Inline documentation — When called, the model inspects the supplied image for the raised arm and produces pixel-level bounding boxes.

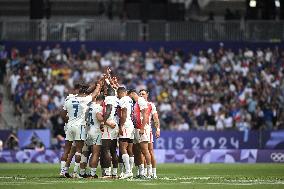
[87,77,104,100]
[110,76,120,90]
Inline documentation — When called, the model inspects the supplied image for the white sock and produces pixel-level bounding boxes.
[60,161,66,173]
[139,164,144,176]
[105,167,111,176]
[74,163,80,173]
[60,161,66,170]
[112,168,118,176]
[136,166,139,176]
[129,156,134,173]
[102,168,105,176]
[147,164,152,176]
[152,168,157,177]
[144,167,147,176]
[91,168,97,176]
[80,169,86,175]
[122,154,130,174]
[119,163,124,174]
[64,166,69,173]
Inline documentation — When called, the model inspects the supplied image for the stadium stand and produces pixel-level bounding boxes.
[1,44,283,135]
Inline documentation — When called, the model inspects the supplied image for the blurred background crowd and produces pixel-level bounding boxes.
[1,43,284,141]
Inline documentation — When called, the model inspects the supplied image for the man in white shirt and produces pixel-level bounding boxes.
[9,71,20,97]
[59,81,102,178]
[101,87,119,178]
[85,95,105,178]
[117,87,135,179]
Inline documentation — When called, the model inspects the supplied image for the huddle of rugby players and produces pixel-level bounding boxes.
[59,68,160,179]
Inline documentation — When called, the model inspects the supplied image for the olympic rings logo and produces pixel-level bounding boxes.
[270,153,284,162]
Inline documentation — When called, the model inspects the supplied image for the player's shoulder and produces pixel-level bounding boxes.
[105,95,114,100]
[149,101,156,107]
[82,95,92,102]
[120,95,130,101]
[92,103,103,111]
[138,97,147,103]
[121,96,133,103]
[149,101,157,112]
[65,93,77,100]
[89,102,96,108]
[67,93,77,97]
[105,95,119,103]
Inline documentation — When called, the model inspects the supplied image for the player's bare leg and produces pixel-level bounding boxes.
[79,144,91,177]
[118,152,124,177]
[140,141,152,177]
[133,143,144,177]
[60,140,73,178]
[89,145,100,178]
[127,142,134,174]
[110,139,118,178]
[101,139,112,178]
[119,139,132,179]
[73,140,84,178]
[148,142,157,178]
[63,144,76,177]
[65,145,76,167]
[100,147,105,176]
[142,154,147,176]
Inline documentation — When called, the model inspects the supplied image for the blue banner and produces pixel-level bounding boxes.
[1,149,284,163]
[12,129,284,150]
[17,129,51,149]
[0,130,12,143]
[2,41,284,54]
[153,131,284,150]
[264,130,284,149]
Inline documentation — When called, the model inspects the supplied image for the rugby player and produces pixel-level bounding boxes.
[139,89,160,179]
[85,94,106,178]
[128,89,152,178]
[60,80,102,178]
[117,87,135,179]
[101,85,119,178]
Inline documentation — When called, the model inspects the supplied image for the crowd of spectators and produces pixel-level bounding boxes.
[1,44,284,137]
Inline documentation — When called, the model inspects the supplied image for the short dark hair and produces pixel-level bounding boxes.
[79,84,90,94]
[96,94,105,101]
[74,81,88,90]
[117,87,127,94]
[127,88,137,95]
[74,82,81,90]
[139,89,149,94]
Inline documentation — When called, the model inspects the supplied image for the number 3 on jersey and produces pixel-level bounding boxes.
[72,100,79,117]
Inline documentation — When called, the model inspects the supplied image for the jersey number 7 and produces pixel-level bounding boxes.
[72,101,79,117]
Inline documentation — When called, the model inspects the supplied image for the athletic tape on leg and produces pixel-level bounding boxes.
[80,154,87,163]
[82,145,89,152]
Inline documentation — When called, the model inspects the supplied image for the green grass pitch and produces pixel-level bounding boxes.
[0,163,284,189]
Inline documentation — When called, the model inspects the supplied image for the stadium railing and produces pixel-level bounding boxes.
[0,20,284,41]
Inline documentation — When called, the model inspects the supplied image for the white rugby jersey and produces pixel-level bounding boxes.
[119,96,134,127]
[133,97,149,129]
[87,103,103,132]
[104,95,119,123]
[138,97,148,110]
[63,95,92,127]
